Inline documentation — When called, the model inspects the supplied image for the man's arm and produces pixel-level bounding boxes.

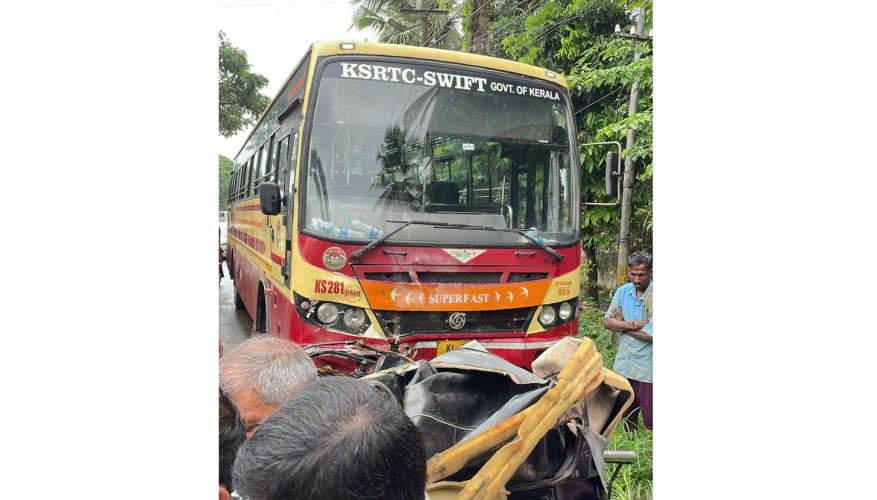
[603,311,649,333]
[603,287,649,334]
[602,291,629,332]
[625,329,653,342]
[627,316,653,342]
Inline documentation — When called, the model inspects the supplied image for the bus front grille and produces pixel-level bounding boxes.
[363,272,412,283]
[507,272,549,282]
[417,272,502,284]
[373,307,535,336]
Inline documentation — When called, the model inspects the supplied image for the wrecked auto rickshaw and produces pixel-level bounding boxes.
[306,337,636,500]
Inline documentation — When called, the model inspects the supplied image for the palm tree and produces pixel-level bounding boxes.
[349,0,464,50]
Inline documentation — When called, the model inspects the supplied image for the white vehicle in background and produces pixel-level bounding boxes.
[219,211,228,248]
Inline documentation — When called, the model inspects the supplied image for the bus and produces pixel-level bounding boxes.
[226,41,582,373]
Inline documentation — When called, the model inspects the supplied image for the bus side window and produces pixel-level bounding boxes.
[239,165,244,198]
[255,146,266,187]
[273,134,282,185]
[238,165,244,199]
[247,157,254,196]
[288,131,298,198]
[251,156,258,195]
[278,135,290,200]
[267,134,276,183]
[236,167,243,199]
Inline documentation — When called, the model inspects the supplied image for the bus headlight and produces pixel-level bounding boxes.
[538,305,556,326]
[316,302,339,324]
[342,307,366,330]
[558,302,573,321]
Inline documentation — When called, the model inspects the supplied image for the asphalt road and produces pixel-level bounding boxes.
[219,261,252,353]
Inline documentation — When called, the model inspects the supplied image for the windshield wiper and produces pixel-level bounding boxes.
[515,228,565,261]
[351,220,442,260]
[351,220,564,261]
[424,222,565,262]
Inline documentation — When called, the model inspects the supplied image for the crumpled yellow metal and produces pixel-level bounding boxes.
[425,337,633,500]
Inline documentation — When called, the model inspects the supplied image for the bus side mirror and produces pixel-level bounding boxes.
[260,183,281,215]
[605,151,619,197]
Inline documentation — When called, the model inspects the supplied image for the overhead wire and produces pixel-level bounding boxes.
[428,0,547,51]
[429,0,492,48]
[574,85,625,115]
[487,0,548,49]
[491,1,609,53]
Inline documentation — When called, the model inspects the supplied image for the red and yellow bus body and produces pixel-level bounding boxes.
[227,42,582,371]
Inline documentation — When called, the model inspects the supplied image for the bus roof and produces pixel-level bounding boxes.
[310,41,567,87]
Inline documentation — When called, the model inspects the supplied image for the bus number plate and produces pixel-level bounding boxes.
[436,340,468,355]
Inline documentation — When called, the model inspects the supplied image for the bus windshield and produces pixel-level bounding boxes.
[303,60,578,246]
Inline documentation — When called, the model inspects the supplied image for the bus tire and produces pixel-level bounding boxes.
[234,289,245,310]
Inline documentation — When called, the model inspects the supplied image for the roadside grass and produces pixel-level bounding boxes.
[605,418,653,500]
[579,303,653,500]
[578,303,617,369]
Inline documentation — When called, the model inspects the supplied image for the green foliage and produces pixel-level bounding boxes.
[218,31,271,138]
[349,0,463,49]
[578,302,617,368]
[460,0,473,51]
[606,420,653,499]
[496,0,653,262]
[219,155,233,211]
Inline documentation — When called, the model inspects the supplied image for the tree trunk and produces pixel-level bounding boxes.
[421,13,429,46]
[584,241,599,308]
[469,0,490,55]
[614,8,644,286]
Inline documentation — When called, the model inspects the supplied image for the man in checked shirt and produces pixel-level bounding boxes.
[603,251,654,430]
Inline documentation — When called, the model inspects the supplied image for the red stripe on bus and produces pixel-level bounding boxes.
[230,228,265,253]
[271,253,284,265]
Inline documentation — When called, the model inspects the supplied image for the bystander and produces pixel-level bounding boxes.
[219,335,318,437]
[219,389,245,500]
[603,251,653,430]
[232,377,427,500]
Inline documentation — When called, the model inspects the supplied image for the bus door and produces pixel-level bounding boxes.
[266,132,286,286]
[280,111,301,289]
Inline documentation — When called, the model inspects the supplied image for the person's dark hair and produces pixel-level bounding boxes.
[629,250,652,270]
[232,377,427,500]
[219,389,246,492]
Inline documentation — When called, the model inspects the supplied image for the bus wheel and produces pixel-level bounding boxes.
[234,289,245,310]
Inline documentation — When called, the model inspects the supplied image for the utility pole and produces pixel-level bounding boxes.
[398,0,449,47]
[615,9,646,286]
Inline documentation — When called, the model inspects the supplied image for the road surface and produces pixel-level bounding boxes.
[219,261,252,353]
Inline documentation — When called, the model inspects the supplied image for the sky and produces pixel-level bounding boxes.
[218,0,375,159]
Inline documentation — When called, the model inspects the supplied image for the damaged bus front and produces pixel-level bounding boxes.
[293,46,581,372]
